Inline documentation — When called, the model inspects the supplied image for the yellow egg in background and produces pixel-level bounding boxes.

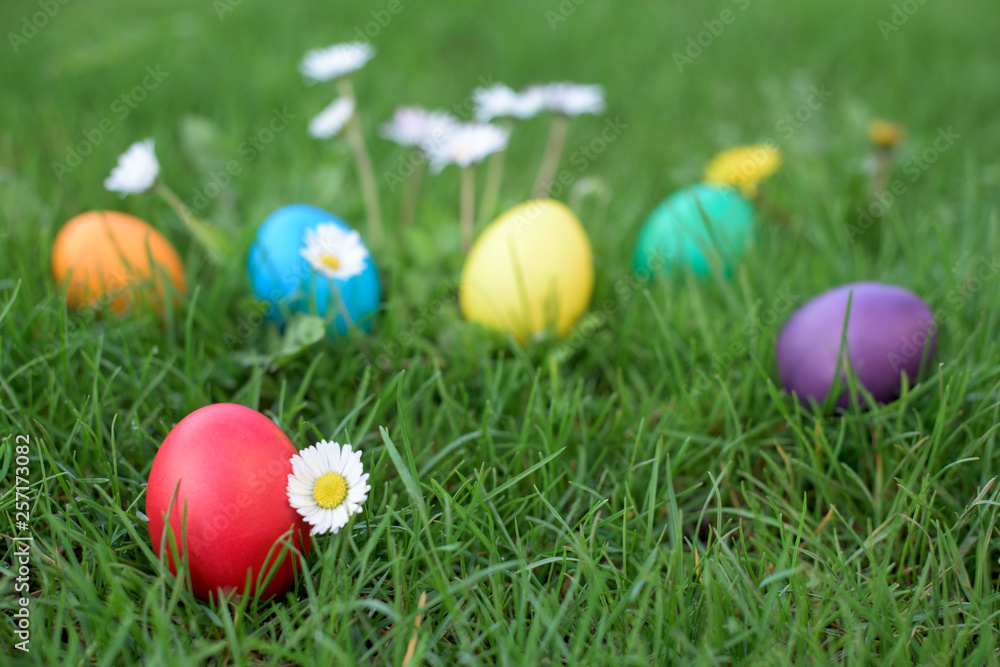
[51,210,187,313]
[459,199,594,341]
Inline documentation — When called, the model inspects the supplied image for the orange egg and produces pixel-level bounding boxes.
[51,210,187,313]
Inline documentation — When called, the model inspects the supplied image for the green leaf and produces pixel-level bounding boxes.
[275,314,326,363]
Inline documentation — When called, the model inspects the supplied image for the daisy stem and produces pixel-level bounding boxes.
[869,146,894,200]
[330,280,355,330]
[532,114,570,199]
[338,78,384,243]
[866,146,894,253]
[460,165,476,254]
[153,182,228,264]
[398,157,425,229]
[479,118,514,223]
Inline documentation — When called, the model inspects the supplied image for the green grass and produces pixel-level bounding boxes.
[3,0,1000,663]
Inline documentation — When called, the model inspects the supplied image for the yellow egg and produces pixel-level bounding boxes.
[459,199,594,341]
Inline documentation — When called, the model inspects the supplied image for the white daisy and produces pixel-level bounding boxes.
[287,440,370,536]
[104,138,160,195]
[538,82,606,116]
[309,97,356,139]
[473,84,545,121]
[426,122,510,173]
[299,223,370,280]
[380,106,459,150]
[300,42,375,83]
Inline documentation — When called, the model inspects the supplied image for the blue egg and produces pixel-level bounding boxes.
[632,183,756,276]
[247,204,381,336]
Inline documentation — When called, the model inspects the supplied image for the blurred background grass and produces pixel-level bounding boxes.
[6,0,998,239]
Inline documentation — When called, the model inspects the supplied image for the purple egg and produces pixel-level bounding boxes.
[776,282,936,409]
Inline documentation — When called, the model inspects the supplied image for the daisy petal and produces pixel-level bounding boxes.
[300,42,374,83]
[286,438,371,533]
[104,138,160,195]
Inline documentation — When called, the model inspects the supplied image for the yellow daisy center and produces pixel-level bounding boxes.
[313,472,348,509]
[319,253,341,271]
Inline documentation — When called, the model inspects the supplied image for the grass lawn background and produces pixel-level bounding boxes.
[2,0,1000,663]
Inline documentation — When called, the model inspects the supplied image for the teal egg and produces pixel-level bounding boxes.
[247,204,381,336]
[632,183,756,276]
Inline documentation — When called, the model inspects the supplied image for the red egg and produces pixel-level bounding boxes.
[146,404,311,600]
